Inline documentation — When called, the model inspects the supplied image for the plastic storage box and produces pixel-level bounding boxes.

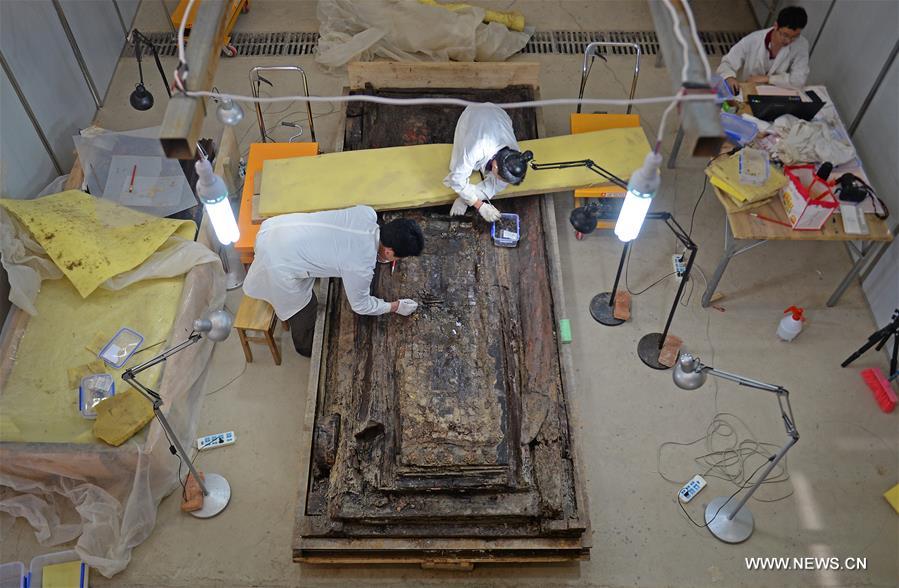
[79,374,115,419]
[0,561,27,588]
[98,327,144,368]
[29,550,88,588]
[738,148,770,185]
[720,112,758,145]
[491,213,520,247]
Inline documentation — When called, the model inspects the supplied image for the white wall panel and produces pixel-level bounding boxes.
[854,58,899,327]
[787,0,832,53]
[0,0,96,170]
[115,0,140,29]
[60,0,125,103]
[809,0,899,125]
[0,69,58,199]
[749,0,777,26]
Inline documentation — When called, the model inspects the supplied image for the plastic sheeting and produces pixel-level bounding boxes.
[0,261,225,577]
[73,126,198,218]
[0,193,212,315]
[0,192,225,576]
[315,0,532,68]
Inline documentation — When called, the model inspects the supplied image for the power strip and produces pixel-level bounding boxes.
[197,431,235,450]
[671,254,687,281]
[679,474,707,503]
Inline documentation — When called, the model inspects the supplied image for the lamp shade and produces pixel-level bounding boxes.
[129,83,154,111]
[614,151,662,242]
[195,158,240,245]
[672,353,708,390]
[194,309,234,342]
[216,98,244,126]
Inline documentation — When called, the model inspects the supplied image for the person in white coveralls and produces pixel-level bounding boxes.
[444,103,534,223]
[244,205,424,357]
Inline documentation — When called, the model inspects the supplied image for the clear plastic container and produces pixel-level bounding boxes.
[738,147,770,185]
[29,550,88,588]
[79,374,115,419]
[0,561,26,588]
[98,327,144,368]
[720,112,758,145]
[491,213,520,247]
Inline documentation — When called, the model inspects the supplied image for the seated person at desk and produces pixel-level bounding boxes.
[717,5,810,94]
[244,205,425,357]
[445,103,534,223]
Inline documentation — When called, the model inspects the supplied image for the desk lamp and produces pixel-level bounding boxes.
[121,310,235,518]
[128,30,170,111]
[672,352,799,543]
[530,153,697,369]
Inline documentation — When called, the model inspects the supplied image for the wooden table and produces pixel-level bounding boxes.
[697,84,895,306]
[235,141,318,263]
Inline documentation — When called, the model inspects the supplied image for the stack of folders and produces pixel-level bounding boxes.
[706,152,788,210]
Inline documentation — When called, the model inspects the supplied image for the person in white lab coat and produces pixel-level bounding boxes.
[444,103,534,223]
[717,6,810,94]
[243,205,424,357]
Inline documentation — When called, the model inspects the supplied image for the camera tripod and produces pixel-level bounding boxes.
[841,309,899,380]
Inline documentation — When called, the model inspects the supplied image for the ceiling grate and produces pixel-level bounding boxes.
[123,30,748,58]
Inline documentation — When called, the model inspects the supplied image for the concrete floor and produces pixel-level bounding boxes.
[3,1,897,587]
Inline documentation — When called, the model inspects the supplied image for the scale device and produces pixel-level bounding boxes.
[748,94,825,122]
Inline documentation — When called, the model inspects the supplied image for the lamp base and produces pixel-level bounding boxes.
[704,496,754,543]
[189,473,231,518]
[637,332,669,370]
[590,292,625,326]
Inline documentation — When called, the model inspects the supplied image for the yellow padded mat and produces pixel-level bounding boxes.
[0,276,184,444]
[0,190,195,298]
[259,127,650,216]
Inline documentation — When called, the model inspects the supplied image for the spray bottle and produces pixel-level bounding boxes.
[777,306,805,341]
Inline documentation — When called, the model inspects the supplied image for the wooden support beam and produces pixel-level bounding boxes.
[159,0,230,159]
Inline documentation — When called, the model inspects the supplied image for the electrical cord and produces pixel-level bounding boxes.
[205,359,247,396]
[678,458,771,528]
[658,413,793,507]
[687,175,709,239]
[624,241,676,296]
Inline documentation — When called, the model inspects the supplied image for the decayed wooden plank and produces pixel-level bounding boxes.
[348,61,540,91]
[534,90,592,540]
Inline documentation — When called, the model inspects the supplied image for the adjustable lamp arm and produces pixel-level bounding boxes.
[529,159,629,190]
[120,331,207,495]
[130,29,172,98]
[688,358,799,441]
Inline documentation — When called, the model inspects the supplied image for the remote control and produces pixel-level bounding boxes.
[197,431,235,450]
[678,474,707,503]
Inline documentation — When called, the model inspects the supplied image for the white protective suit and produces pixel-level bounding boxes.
[716,28,810,89]
[243,205,391,320]
[443,103,520,205]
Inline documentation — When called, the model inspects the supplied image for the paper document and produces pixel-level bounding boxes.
[755,85,799,96]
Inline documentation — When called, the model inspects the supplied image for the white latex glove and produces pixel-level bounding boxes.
[395,299,419,316]
[450,197,469,216]
[478,202,502,222]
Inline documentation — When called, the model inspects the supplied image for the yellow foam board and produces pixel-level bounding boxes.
[42,560,88,588]
[0,190,195,298]
[93,388,155,447]
[0,276,183,444]
[259,127,651,216]
[884,482,899,514]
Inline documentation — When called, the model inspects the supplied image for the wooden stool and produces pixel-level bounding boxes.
[233,295,281,365]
